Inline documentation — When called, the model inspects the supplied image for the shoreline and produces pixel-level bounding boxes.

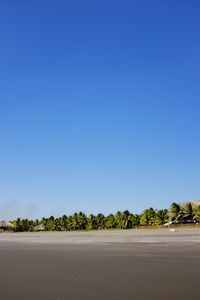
[1,227,200,246]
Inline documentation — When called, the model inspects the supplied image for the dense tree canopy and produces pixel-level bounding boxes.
[7,202,200,232]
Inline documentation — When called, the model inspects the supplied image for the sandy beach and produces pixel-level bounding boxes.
[0,228,200,300]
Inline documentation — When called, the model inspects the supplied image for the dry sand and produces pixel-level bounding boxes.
[0,228,200,300]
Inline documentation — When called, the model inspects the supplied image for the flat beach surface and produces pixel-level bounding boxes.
[1,228,200,300]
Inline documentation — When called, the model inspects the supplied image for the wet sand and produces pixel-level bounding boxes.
[0,229,200,300]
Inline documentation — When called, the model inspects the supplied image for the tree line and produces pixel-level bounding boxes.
[11,202,200,232]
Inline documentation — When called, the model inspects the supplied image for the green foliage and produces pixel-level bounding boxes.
[140,208,156,225]
[13,218,37,232]
[170,203,181,217]
[10,201,199,232]
[155,209,169,225]
[194,205,200,222]
[183,202,194,220]
[105,214,116,229]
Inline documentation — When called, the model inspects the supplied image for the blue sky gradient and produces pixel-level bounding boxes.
[0,1,200,219]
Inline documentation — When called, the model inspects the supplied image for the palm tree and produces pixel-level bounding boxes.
[71,213,79,230]
[10,201,200,232]
[155,209,169,225]
[170,203,181,220]
[194,205,200,222]
[115,211,124,229]
[122,210,131,229]
[61,215,68,230]
[182,202,194,222]
[54,218,62,231]
[14,218,22,232]
[76,212,87,230]
[41,217,48,230]
[87,214,97,230]
[129,213,140,228]
[140,208,156,226]
[115,210,133,229]
[45,216,56,231]
[96,213,105,229]
[105,214,116,229]
[67,215,74,231]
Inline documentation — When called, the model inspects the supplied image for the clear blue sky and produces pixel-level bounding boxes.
[0,0,200,219]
